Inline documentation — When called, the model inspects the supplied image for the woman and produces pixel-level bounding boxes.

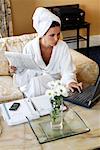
[9,7,82,98]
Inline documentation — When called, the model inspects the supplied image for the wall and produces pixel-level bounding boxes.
[10,0,100,36]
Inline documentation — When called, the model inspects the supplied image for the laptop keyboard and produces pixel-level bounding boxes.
[63,85,94,107]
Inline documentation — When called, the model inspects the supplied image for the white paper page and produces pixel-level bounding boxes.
[31,95,52,116]
[0,98,40,126]
[32,95,67,116]
[5,52,41,71]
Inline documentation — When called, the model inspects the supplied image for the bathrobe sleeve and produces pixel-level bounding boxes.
[60,42,77,86]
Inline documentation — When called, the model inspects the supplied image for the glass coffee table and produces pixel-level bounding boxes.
[27,108,90,144]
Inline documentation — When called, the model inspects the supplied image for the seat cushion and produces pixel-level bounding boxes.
[70,49,99,87]
[0,42,9,75]
[0,76,23,103]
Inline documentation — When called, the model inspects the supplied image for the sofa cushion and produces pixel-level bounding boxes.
[0,51,9,76]
[0,42,9,76]
[70,49,99,87]
[0,76,23,103]
[0,39,6,51]
[5,33,37,53]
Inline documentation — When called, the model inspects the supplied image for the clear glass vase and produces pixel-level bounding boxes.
[50,96,63,130]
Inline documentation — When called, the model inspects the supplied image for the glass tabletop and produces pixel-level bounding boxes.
[27,108,90,144]
[0,118,2,136]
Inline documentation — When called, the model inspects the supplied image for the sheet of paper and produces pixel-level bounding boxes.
[32,95,67,116]
[31,95,52,116]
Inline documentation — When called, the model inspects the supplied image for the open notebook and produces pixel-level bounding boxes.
[0,95,66,126]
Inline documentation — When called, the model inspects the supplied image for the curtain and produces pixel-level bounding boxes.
[0,0,13,37]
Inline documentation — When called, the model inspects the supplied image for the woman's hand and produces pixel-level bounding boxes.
[9,66,17,74]
[68,82,83,93]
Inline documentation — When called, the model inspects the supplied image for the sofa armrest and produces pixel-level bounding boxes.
[70,49,99,87]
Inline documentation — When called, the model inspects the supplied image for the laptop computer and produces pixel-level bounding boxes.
[63,76,100,108]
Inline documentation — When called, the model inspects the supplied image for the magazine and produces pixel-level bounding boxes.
[5,52,41,71]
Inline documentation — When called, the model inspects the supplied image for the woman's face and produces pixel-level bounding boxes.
[42,26,61,47]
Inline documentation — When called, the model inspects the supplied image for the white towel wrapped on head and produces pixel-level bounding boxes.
[32,7,61,37]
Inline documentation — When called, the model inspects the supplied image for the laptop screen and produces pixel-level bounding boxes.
[93,76,100,98]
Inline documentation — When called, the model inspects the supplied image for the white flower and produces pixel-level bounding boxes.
[57,85,69,97]
[46,80,69,98]
[45,89,55,98]
[47,80,55,89]
[54,80,62,86]
[47,80,61,89]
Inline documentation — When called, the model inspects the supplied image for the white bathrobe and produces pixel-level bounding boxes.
[15,37,76,98]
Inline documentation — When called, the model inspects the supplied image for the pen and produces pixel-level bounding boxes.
[31,101,37,111]
[29,98,37,111]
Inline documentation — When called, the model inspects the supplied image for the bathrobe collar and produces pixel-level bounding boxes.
[32,37,57,70]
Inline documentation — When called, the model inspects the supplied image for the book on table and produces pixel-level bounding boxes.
[0,95,66,126]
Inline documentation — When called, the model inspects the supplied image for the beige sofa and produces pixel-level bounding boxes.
[0,33,99,103]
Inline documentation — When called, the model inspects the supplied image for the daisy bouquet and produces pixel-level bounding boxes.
[46,80,69,128]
